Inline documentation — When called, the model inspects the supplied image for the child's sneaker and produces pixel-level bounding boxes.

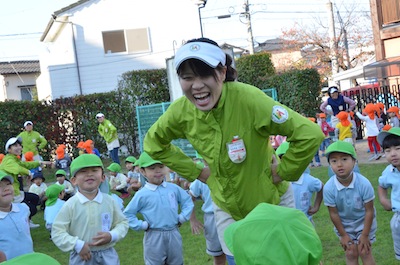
[368,154,377,161]
[375,154,382,160]
[29,220,40,229]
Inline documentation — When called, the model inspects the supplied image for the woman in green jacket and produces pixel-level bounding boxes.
[144,38,324,264]
[96,113,120,164]
[0,137,51,228]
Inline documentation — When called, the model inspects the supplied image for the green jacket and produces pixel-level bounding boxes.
[144,82,324,220]
[0,154,40,196]
[98,119,118,144]
[17,130,48,155]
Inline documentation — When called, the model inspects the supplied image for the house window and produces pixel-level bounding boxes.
[19,85,36,101]
[102,28,151,54]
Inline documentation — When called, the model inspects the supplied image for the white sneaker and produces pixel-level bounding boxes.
[29,220,40,229]
[368,154,376,161]
[375,154,382,160]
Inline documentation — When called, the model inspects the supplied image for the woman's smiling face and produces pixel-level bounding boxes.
[178,61,226,111]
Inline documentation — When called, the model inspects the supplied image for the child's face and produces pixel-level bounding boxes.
[110,171,117,176]
[140,163,166,185]
[321,117,326,122]
[56,175,65,184]
[33,178,43,186]
[8,143,22,156]
[384,146,400,168]
[388,112,395,118]
[329,152,356,181]
[125,162,133,171]
[59,190,65,199]
[71,166,104,194]
[0,179,14,208]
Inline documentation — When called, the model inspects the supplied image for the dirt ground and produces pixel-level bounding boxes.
[318,139,388,167]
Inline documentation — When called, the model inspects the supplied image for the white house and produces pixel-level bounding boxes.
[0,61,40,101]
[37,0,202,100]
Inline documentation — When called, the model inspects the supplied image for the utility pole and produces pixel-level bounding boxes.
[337,9,351,70]
[243,0,255,54]
[326,0,339,84]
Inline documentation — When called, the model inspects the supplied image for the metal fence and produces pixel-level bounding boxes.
[342,83,400,139]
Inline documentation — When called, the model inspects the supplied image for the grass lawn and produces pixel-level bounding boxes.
[31,162,396,264]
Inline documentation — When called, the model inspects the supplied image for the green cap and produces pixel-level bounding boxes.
[275,141,289,156]
[378,127,400,145]
[70,154,104,178]
[107,163,121,173]
[138,152,163,168]
[45,184,65,206]
[325,141,357,160]
[224,203,322,265]
[125,156,137,163]
[2,253,61,265]
[55,169,67,177]
[0,170,13,183]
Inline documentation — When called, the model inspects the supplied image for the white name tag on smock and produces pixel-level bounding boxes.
[227,136,246,163]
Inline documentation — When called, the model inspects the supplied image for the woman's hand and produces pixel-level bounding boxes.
[271,155,282,184]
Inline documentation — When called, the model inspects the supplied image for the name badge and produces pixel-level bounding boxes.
[227,136,246,163]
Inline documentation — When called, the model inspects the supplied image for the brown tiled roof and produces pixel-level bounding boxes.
[0,60,40,74]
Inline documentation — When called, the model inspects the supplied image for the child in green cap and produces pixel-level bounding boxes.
[55,169,75,201]
[224,203,322,265]
[0,170,34,260]
[44,184,65,234]
[323,141,377,264]
[123,152,194,265]
[107,162,129,199]
[51,154,128,265]
[377,127,400,260]
[125,156,145,192]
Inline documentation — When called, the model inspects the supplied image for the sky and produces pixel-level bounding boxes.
[0,0,372,61]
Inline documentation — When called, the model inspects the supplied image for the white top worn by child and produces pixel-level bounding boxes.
[0,171,34,260]
[55,169,75,200]
[107,163,129,199]
[28,171,47,200]
[44,184,65,232]
[123,152,194,265]
[51,154,128,265]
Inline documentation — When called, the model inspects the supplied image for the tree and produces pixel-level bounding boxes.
[280,2,374,84]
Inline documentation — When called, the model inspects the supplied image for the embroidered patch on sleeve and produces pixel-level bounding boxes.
[271,105,289,124]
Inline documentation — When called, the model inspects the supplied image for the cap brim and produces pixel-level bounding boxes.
[378,131,391,145]
[174,41,226,70]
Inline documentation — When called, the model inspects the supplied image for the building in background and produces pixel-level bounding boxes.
[37,0,201,101]
[0,60,40,101]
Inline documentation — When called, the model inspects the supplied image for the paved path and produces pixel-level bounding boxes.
[317,139,387,167]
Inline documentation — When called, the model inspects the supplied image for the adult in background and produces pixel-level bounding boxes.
[96,113,120,164]
[18,121,48,161]
[143,37,324,264]
[320,86,356,128]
